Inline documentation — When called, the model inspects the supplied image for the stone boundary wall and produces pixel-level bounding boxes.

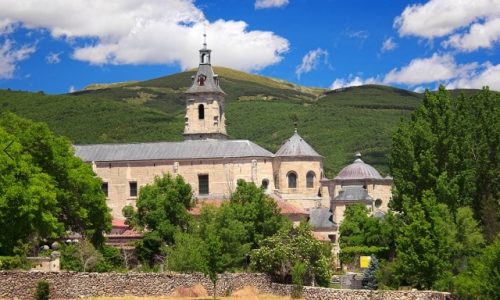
[0,271,452,300]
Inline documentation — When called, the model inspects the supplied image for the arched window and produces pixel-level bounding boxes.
[375,199,382,208]
[198,104,205,119]
[261,179,269,190]
[306,171,315,188]
[287,171,297,188]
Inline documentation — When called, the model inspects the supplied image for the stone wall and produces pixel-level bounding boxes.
[0,271,452,300]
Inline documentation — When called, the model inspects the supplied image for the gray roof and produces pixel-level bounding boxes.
[185,50,224,94]
[333,185,373,201]
[275,131,322,157]
[74,139,273,162]
[308,207,336,229]
[334,152,383,180]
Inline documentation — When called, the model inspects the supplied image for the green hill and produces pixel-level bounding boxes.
[0,68,491,176]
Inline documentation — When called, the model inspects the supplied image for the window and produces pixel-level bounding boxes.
[261,179,269,190]
[375,199,382,208]
[129,181,137,197]
[102,182,108,198]
[198,104,205,119]
[287,171,297,188]
[198,174,209,195]
[306,171,315,188]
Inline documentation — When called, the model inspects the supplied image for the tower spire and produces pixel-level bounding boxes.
[203,25,207,49]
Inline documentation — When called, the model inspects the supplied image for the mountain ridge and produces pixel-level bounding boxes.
[0,68,494,176]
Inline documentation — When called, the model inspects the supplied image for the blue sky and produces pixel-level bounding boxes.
[0,0,499,94]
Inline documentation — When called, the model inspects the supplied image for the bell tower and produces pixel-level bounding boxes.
[183,35,227,140]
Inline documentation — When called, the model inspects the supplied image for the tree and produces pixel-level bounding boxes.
[389,87,499,237]
[362,255,379,290]
[167,232,208,273]
[0,112,111,255]
[454,236,500,300]
[339,203,394,264]
[251,221,333,287]
[394,193,457,290]
[454,89,499,241]
[453,207,485,274]
[130,173,194,265]
[168,205,248,299]
[230,179,288,249]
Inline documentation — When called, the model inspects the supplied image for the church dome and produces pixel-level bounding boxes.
[275,130,322,157]
[334,152,383,180]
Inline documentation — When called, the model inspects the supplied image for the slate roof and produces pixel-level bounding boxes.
[74,139,273,162]
[334,152,383,180]
[275,131,322,157]
[185,56,224,94]
[308,207,336,229]
[333,185,373,201]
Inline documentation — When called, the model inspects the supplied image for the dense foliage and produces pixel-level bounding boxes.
[383,87,498,292]
[338,204,396,264]
[389,86,499,238]
[167,180,287,297]
[454,237,500,300]
[60,241,125,272]
[126,174,194,265]
[0,112,111,255]
[251,221,333,287]
[35,280,50,300]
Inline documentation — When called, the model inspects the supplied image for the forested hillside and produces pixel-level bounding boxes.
[0,67,492,176]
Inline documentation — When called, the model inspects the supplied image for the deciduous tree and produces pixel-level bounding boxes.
[0,112,111,255]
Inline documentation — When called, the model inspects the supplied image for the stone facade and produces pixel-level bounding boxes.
[0,271,452,300]
[94,157,275,217]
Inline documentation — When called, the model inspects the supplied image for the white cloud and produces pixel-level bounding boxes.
[46,52,61,64]
[0,18,14,34]
[381,37,398,52]
[68,85,76,93]
[394,0,500,52]
[443,18,500,51]
[0,39,36,79]
[383,53,477,85]
[330,75,378,90]
[380,53,500,91]
[446,62,500,90]
[0,0,289,71]
[345,29,369,40]
[295,48,328,78]
[255,0,289,9]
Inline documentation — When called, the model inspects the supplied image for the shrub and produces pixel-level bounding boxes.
[291,262,306,299]
[34,280,50,300]
[0,256,31,270]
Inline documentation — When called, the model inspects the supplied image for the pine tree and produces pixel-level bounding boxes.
[362,255,379,290]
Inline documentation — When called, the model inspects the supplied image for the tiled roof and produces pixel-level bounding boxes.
[276,201,307,215]
[189,198,307,216]
[275,131,322,157]
[189,199,224,216]
[112,218,128,228]
[74,139,273,162]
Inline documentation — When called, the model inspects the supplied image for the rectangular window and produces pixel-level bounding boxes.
[102,182,108,198]
[129,181,137,197]
[198,174,209,195]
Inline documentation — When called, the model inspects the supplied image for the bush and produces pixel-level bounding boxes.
[291,262,306,299]
[34,280,50,300]
[0,256,30,270]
